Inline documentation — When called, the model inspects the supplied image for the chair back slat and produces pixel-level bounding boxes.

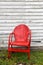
[13,24,30,41]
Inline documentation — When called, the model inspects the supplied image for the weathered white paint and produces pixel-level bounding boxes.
[0,0,43,47]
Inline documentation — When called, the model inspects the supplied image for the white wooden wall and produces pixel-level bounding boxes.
[0,0,43,47]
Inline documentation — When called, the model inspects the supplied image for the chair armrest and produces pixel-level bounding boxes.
[8,32,14,45]
[28,30,31,46]
[29,30,31,43]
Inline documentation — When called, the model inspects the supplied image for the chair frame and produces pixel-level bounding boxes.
[8,25,31,59]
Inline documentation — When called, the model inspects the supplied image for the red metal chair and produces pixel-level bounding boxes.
[8,24,31,59]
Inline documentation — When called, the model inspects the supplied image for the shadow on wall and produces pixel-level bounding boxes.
[0,38,4,45]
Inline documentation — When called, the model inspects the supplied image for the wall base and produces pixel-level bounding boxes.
[0,46,43,50]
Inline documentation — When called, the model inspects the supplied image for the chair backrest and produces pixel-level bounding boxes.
[13,24,30,41]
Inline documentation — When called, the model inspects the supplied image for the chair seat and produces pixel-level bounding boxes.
[11,41,30,47]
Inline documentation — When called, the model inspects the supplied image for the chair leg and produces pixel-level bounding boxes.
[28,52,30,59]
[8,51,11,59]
